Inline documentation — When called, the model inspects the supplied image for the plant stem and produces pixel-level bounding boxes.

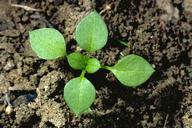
[80,70,86,78]
[101,65,112,71]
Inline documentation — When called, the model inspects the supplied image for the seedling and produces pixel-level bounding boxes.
[29,11,155,116]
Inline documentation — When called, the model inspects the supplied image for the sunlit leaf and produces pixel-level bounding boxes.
[75,11,108,52]
[64,77,96,116]
[29,28,66,60]
[107,54,155,87]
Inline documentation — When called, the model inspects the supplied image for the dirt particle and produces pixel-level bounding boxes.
[38,100,66,127]
[0,29,20,37]
[183,106,192,128]
[3,59,15,71]
[184,0,192,13]
[38,71,65,98]
[157,0,179,21]
[14,103,35,125]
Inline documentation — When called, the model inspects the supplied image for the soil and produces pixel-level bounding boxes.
[0,0,191,128]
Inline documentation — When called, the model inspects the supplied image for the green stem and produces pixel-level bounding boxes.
[101,65,112,71]
[80,70,86,78]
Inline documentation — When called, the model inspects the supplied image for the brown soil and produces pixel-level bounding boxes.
[0,0,191,127]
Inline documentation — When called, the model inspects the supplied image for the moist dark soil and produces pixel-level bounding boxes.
[0,0,192,128]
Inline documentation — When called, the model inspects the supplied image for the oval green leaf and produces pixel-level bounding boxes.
[86,58,101,73]
[29,28,66,60]
[75,11,108,52]
[64,77,96,116]
[67,52,89,70]
[108,54,155,87]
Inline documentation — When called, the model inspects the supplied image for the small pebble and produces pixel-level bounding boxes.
[5,105,13,115]
[22,15,29,22]
[4,60,15,71]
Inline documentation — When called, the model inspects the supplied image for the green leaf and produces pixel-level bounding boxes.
[75,11,108,52]
[64,77,96,116]
[29,28,66,60]
[107,54,155,87]
[67,52,89,70]
[118,40,128,46]
[86,58,101,73]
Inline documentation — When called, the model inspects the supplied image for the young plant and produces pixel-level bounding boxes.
[29,11,155,116]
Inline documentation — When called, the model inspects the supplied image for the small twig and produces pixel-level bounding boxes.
[163,114,169,128]
[99,3,113,15]
[9,0,41,12]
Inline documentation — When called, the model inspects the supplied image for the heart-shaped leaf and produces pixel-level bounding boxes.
[67,52,89,70]
[107,54,155,87]
[64,77,96,116]
[75,11,108,52]
[29,28,66,60]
